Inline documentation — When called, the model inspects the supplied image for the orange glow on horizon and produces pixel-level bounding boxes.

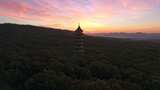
[0,0,160,33]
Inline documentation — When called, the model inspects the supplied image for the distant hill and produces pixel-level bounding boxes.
[0,23,160,90]
[94,32,160,40]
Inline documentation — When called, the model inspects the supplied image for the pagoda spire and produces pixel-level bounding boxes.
[75,23,83,33]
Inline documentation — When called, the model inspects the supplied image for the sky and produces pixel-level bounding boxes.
[0,0,160,33]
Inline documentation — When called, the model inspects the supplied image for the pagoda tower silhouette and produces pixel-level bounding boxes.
[74,24,84,56]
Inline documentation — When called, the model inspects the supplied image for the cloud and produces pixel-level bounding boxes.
[1,0,158,20]
[0,0,160,32]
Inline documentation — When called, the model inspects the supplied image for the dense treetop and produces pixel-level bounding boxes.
[0,23,160,90]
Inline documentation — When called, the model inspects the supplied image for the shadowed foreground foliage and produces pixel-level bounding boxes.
[0,23,160,90]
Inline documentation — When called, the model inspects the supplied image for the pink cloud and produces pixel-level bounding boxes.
[0,0,160,32]
[0,0,156,20]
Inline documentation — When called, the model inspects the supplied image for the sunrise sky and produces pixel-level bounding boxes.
[0,0,160,33]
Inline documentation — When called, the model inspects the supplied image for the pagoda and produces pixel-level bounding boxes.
[74,24,84,56]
